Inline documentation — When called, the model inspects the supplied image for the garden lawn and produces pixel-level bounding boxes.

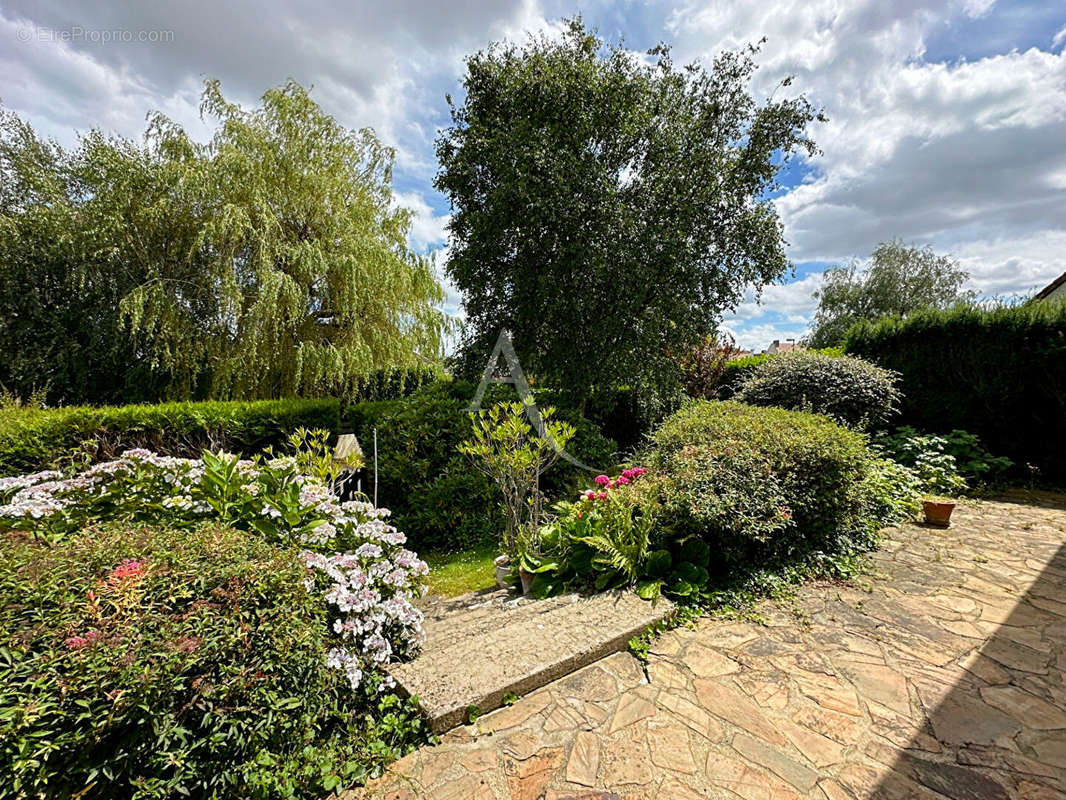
[424,543,498,597]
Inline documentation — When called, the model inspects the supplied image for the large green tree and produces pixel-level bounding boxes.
[0,80,446,404]
[0,113,162,404]
[436,20,821,405]
[806,240,977,348]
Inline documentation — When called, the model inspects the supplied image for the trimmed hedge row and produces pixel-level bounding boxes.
[348,380,617,552]
[0,398,340,477]
[844,302,1066,479]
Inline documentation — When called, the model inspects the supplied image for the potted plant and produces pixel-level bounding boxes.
[493,554,512,589]
[459,401,575,594]
[922,495,957,527]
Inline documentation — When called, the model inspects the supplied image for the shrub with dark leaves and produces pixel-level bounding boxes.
[734,351,900,429]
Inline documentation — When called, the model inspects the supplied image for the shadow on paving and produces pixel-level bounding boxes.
[871,492,1066,800]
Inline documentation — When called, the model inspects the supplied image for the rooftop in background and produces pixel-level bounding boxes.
[1033,271,1066,301]
[766,339,806,355]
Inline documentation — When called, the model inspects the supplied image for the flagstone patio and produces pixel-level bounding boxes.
[350,490,1066,800]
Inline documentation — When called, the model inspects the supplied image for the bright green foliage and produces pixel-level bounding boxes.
[436,19,822,406]
[873,426,1011,494]
[807,241,976,348]
[845,301,1066,480]
[734,351,901,429]
[0,524,427,799]
[645,401,914,569]
[527,487,655,596]
[458,402,575,557]
[0,398,339,477]
[346,380,616,552]
[0,81,445,404]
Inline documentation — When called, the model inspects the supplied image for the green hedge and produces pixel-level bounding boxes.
[645,401,907,568]
[0,523,401,799]
[348,380,617,552]
[0,398,340,477]
[844,303,1066,479]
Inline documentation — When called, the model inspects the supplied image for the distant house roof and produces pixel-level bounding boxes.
[1034,271,1066,301]
[766,339,805,354]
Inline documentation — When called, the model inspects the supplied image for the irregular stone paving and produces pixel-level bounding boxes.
[349,491,1066,800]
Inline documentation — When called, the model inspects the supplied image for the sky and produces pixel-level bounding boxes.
[2,0,1064,351]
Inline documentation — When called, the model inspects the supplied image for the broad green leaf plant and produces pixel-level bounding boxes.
[458,401,574,558]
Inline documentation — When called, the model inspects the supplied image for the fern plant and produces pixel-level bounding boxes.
[575,491,653,586]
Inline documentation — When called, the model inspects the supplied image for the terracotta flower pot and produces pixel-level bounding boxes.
[923,499,956,528]
[519,569,535,595]
[494,555,511,589]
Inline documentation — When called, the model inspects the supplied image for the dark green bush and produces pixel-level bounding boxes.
[0,398,340,477]
[0,523,422,799]
[347,380,617,552]
[645,401,909,569]
[714,347,842,399]
[844,302,1066,479]
[734,351,901,429]
[713,353,775,399]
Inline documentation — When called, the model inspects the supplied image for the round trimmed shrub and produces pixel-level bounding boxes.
[734,351,900,428]
[0,523,419,799]
[645,401,909,568]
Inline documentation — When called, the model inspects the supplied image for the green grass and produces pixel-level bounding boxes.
[423,543,499,597]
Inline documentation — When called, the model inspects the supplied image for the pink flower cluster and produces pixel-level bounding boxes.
[110,559,146,581]
[65,630,101,650]
[582,467,648,501]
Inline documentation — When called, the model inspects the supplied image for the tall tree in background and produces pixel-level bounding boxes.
[806,241,976,348]
[436,20,821,406]
[0,112,163,404]
[0,81,446,404]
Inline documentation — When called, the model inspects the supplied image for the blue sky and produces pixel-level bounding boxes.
[3,0,1065,350]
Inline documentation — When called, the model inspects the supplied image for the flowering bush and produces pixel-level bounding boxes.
[0,523,428,799]
[519,467,656,596]
[0,447,429,692]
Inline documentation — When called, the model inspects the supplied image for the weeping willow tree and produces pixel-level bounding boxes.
[118,79,447,398]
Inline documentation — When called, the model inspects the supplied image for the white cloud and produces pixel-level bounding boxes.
[4,0,1066,352]
[729,273,825,322]
[392,190,450,250]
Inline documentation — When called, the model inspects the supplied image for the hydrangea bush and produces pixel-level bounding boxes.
[0,447,428,690]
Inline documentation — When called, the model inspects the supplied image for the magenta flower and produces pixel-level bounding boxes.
[111,559,146,580]
[594,475,610,486]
